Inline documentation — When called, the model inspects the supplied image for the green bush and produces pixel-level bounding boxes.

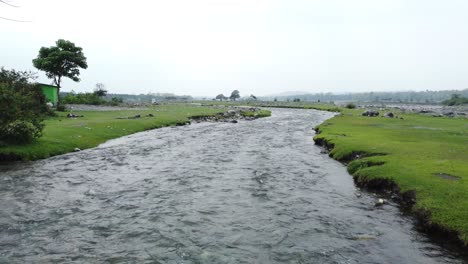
[61,92,105,105]
[345,102,357,109]
[56,104,67,112]
[1,120,42,144]
[0,68,47,144]
[442,94,468,106]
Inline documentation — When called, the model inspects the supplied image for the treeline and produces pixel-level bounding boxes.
[442,94,468,106]
[107,93,193,103]
[61,91,123,106]
[261,89,468,103]
[60,92,193,104]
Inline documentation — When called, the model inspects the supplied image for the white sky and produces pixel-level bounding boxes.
[1,0,468,97]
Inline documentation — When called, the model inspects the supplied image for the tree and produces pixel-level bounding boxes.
[32,39,88,107]
[216,94,226,101]
[250,94,257,100]
[94,83,107,97]
[230,90,240,101]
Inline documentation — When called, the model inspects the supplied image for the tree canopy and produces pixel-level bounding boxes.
[230,90,240,101]
[215,94,227,101]
[32,39,87,106]
[94,83,107,97]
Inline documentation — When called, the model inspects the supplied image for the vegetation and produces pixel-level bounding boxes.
[345,102,356,109]
[230,90,240,101]
[61,84,122,106]
[199,100,341,112]
[314,108,468,245]
[32,39,88,107]
[240,109,271,118]
[61,91,106,105]
[260,89,468,103]
[0,104,238,161]
[73,92,193,104]
[442,94,468,106]
[215,94,228,101]
[0,68,51,144]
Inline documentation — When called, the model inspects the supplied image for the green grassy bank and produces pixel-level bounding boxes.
[0,104,230,161]
[314,109,468,245]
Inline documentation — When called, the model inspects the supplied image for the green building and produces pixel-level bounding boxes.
[38,83,58,105]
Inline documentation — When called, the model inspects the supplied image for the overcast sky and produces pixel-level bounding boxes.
[2,0,468,97]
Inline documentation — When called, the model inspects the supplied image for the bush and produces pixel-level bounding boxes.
[1,120,42,144]
[0,68,47,144]
[345,102,357,109]
[56,104,67,111]
[442,94,468,106]
[61,92,105,105]
[109,97,123,106]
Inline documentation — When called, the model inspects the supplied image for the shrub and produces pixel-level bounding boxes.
[442,94,468,106]
[1,120,42,144]
[61,92,105,105]
[345,102,357,109]
[109,97,123,106]
[56,104,67,111]
[0,68,47,144]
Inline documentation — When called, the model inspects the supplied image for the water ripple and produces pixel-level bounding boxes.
[0,108,465,263]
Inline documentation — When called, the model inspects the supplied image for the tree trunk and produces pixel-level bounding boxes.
[55,76,61,109]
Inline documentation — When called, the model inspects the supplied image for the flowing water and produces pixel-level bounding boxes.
[0,109,465,263]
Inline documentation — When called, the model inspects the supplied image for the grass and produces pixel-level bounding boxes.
[314,108,468,245]
[200,100,342,112]
[240,109,272,118]
[0,104,227,161]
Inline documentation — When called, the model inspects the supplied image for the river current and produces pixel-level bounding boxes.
[0,108,464,263]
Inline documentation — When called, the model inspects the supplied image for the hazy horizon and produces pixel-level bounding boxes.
[2,0,468,97]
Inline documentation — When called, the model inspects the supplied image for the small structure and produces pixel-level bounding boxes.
[38,83,58,105]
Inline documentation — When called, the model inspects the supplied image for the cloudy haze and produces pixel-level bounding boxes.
[2,0,468,97]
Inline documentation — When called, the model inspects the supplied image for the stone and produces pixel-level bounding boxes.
[362,110,379,117]
[375,198,385,206]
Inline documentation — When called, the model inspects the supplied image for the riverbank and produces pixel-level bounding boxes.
[0,104,270,161]
[313,108,468,247]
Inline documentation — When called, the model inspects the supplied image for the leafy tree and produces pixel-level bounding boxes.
[32,39,88,107]
[215,94,227,101]
[230,90,240,101]
[94,83,107,97]
[250,94,257,100]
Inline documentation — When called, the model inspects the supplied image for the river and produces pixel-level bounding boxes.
[0,108,464,263]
